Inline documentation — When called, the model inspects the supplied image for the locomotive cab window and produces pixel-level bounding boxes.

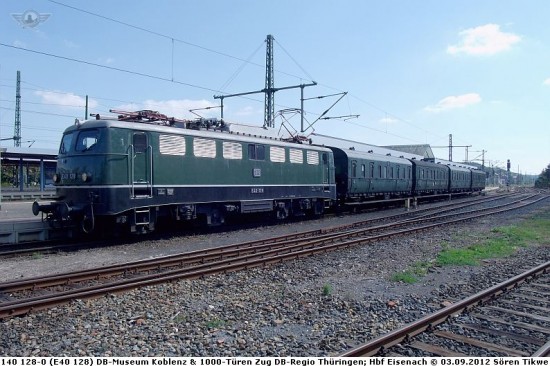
[59,132,75,154]
[76,129,100,152]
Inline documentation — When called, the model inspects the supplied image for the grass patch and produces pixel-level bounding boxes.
[391,271,418,284]
[205,319,225,329]
[391,210,550,281]
[437,215,550,266]
[390,261,431,283]
[322,283,333,296]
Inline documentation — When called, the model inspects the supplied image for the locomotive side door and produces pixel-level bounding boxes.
[131,132,152,198]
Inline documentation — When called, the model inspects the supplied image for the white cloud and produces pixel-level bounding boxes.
[424,93,481,113]
[35,90,98,109]
[114,99,218,119]
[447,24,521,56]
[543,78,550,86]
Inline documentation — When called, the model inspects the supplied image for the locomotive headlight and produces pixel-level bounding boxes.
[81,172,91,182]
[53,174,60,183]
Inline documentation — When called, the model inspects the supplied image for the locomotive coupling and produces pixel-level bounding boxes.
[32,200,80,220]
[32,200,54,216]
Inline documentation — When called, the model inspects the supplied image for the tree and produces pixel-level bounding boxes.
[534,163,550,188]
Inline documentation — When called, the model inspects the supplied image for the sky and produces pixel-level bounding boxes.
[1,0,549,175]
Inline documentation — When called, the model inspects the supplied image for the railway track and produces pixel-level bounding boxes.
[0,192,515,258]
[340,260,550,357]
[0,193,547,319]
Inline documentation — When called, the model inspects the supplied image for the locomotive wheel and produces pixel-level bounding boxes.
[276,203,289,220]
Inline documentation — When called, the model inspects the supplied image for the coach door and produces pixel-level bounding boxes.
[322,153,330,185]
[130,132,152,198]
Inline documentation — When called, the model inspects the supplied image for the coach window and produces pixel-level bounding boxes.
[369,163,374,178]
[361,164,366,178]
[352,161,357,178]
[248,144,265,160]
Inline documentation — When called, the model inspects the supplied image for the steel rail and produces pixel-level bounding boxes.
[532,340,550,357]
[340,260,550,357]
[0,193,512,258]
[0,194,538,293]
[0,195,546,319]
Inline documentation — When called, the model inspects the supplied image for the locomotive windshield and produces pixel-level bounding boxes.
[58,129,100,154]
[75,129,99,152]
[59,132,75,154]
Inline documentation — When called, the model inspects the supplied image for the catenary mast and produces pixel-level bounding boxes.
[14,70,21,147]
[264,34,275,128]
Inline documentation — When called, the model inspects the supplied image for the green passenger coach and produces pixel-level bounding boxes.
[328,146,413,201]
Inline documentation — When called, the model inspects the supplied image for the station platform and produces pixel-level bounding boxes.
[0,200,48,220]
[0,200,57,244]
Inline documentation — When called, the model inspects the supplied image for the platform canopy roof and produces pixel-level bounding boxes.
[0,146,57,161]
[382,144,435,159]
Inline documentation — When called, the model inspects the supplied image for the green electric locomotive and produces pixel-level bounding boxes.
[33,111,336,234]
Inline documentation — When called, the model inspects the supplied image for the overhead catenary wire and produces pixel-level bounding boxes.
[218,41,266,93]
[6,2,450,149]
[0,106,81,119]
[46,0,313,83]
[2,41,444,150]
[0,43,219,94]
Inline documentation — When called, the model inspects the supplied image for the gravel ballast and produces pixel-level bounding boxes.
[1,196,549,357]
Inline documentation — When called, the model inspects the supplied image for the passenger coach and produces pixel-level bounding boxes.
[328,147,413,201]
